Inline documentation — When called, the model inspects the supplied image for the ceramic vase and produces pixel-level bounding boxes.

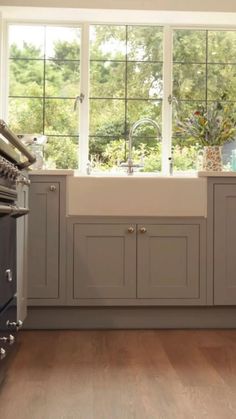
[202,145,222,171]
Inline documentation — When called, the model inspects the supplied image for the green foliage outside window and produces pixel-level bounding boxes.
[8,25,236,171]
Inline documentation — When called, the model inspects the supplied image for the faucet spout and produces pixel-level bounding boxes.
[122,117,161,175]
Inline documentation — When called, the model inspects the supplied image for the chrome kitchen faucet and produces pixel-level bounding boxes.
[120,117,161,175]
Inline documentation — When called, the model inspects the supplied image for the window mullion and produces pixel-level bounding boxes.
[79,22,90,173]
[162,25,173,175]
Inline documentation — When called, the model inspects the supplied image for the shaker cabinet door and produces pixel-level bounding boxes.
[214,184,236,305]
[28,182,59,299]
[72,224,136,299]
[137,224,200,300]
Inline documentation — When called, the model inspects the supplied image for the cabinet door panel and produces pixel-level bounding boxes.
[28,182,59,299]
[214,184,236,305]
[73,224,136,299]
[137,224,200,299]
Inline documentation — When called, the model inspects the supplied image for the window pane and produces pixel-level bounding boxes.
[44,99,79,135]
[127,26,163,62]
[90,99,125,136]
[127,100,162,135]
[89,137,126,168]
[208,31,236,63]
[9,59,44,97]
[45,60,80,97]
[173,30,206,63]
[127,62,163,99]
[90,61,125,98]
[173,64,206,100]
[172,144,199,172]
[172,100,205,171]
[44,136,79,169]
[9,98,43,134]
[9,25,44,59]
[172,100,206,132]
[45,27,81,60]
[90,25,126,60]
[207,64,236,101]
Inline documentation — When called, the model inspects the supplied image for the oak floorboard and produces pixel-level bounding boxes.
[0,330,236,419]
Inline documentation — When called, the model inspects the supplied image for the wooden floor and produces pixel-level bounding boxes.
[0,331,236,419]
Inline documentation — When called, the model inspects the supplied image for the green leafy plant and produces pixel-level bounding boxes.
[174,102,236,146]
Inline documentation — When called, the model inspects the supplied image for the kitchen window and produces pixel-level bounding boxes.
[8,24,81,169]
[172,29,236,171]
[89,25,163,172]
[5,23,236,172]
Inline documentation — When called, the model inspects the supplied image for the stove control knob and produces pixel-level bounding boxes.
[6,320,23,331]
[8,334,15,344]
[0,347,6,359]
[0,159,7,173]
[3,162,11,177]
[0,335,15,344]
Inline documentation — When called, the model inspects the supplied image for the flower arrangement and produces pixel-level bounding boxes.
[174,102,236,146]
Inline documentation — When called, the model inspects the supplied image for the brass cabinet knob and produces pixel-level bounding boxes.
[49,185,56,192]
[128,226,135,233]
[139,227,147,234]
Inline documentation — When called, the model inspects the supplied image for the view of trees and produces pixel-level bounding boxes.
[8,25,236,171]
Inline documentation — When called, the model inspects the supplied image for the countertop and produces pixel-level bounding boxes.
[198,171,236,177]
[29,170,236,178]
[29,169,74,176]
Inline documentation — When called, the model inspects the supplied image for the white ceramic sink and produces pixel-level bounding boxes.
[67,173,207,217]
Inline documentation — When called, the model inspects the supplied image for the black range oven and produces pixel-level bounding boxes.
[0,120,35,386]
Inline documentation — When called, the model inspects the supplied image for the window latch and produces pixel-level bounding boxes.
[168,94,172,104]
[168,94,177,105]
[74,93,85,110]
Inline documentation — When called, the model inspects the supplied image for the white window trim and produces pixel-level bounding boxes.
[1,11,236,173]
[162,26,172,175]
[80,22,90,172]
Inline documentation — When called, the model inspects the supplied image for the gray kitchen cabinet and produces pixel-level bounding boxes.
[137,224,200,299]
[27,176,67,305]
[214,183,236,305]
[72,223,136,299]
[68,218,206,305]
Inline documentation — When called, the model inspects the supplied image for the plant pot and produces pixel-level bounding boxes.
[202,145,223,171]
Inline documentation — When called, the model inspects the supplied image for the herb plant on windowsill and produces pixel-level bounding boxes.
[174,102,236,171]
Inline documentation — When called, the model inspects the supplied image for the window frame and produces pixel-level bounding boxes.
[2,16,236,173]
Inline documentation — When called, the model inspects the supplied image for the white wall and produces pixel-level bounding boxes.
[1,0,236,13]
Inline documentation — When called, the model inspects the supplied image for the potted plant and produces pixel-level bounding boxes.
[174,102,236,171]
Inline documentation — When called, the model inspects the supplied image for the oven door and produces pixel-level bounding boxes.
[0,297,18,387]
[0,216,16,310]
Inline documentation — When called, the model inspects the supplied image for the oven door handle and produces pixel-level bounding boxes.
[10,206,29,218]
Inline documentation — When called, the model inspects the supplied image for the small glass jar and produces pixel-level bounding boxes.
[30,143,44,169]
